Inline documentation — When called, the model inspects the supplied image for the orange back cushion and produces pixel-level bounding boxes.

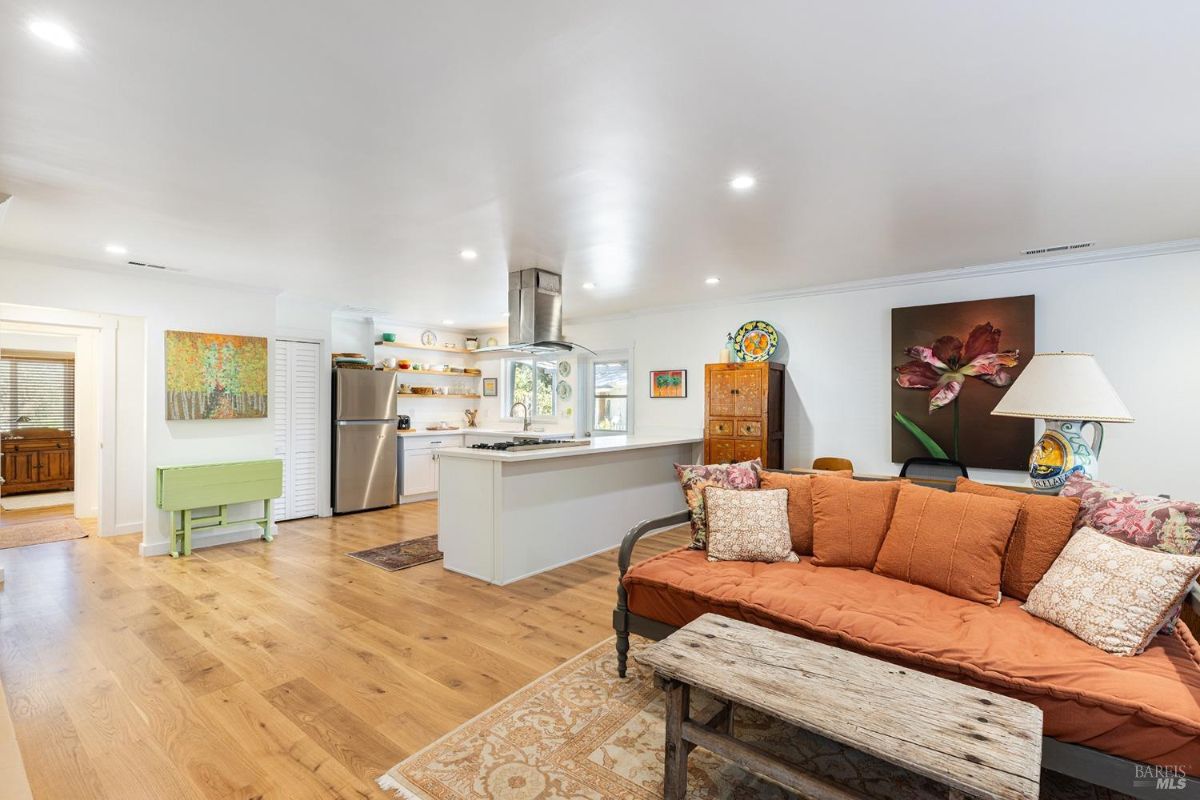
[760,470,853,555]
[874,483,1020,605]
[954,477,1081,600]
[811,477,903,569]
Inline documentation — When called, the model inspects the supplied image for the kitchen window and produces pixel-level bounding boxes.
[504,357,558,420]
[0,352,76,432]
[591,356,629,434]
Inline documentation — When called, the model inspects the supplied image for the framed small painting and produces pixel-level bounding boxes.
[482,377,498,397]
[649,369,687,398]
[165,330,268,420]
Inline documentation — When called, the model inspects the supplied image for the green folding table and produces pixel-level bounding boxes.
[156,459,283,557]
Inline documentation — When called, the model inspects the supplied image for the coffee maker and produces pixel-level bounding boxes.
[397,414,411,431]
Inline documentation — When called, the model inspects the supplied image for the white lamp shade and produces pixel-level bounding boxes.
[991,352,1133,423]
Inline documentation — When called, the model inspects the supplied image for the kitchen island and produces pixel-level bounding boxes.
[436,434,701,585]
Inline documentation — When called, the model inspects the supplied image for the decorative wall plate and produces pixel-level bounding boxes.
[557,360,571,377]
[420,329,437,346]
[734,320,778,361]
[556,381,572,400]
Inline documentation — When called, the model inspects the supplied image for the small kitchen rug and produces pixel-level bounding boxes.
[347,535,443,571]
[0,518,87,550]
[377,636,1131,800]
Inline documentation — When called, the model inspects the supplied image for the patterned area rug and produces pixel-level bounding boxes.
[0,518,86,550]
[347,535,443,571]
[378,636,1133,799]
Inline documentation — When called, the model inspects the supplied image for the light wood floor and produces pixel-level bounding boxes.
[0,504,76,527]
[0,500,688,799]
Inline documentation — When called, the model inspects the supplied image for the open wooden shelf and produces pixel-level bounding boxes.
[382,367,481,376]
[397,393,482,399]
[375,341,474,355]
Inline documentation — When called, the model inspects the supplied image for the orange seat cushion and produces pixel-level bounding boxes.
[759,470,852,555]
[874,483,1019,605]
[810,476,902,569]
[954,477,1082,600]
[624,547,1200,774]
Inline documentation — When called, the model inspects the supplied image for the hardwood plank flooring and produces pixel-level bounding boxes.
[0,500,688,799]
[0,504,76,527]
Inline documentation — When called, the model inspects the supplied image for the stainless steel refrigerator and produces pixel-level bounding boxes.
[332,369,398,513]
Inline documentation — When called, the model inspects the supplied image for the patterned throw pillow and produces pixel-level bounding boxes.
[1022,528,1200,656]
[675,459,762,549]
[1060,474,1200,634]
[1060,474,1200,554]
[704,487,798,564]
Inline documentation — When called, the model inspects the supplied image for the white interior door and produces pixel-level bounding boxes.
[274,339,320,521]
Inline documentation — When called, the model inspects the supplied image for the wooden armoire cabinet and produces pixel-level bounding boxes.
[703,362,785,468]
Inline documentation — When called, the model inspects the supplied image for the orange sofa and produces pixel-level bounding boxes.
[615,508,1200,798]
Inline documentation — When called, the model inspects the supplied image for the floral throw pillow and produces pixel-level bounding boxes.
[675,459,762,549]
[1023,528,1200,656]
[1061,474,1200,554]
[1060,474,1200,635]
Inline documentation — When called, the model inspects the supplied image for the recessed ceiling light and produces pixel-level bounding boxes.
[460,249,478,261]
[28,19,78,50]
[729,174,756,191]
[705,277,721,285]
[582,282,596,290]
[442,319,455,326]
[105,243,128,255]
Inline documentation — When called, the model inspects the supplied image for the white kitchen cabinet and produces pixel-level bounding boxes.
[400,434,463,497]
[403,449,438,495]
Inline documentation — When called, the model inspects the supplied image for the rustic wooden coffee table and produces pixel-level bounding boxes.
[635,613,1042,800]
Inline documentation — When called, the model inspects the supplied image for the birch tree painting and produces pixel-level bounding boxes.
[165,331,268,420]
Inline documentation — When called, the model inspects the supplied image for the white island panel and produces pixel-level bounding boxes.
[437,436,700,585]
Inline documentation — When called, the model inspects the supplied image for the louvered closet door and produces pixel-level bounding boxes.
[273,339,320,521]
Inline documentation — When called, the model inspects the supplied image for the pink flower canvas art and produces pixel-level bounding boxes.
[891,296,1035,470]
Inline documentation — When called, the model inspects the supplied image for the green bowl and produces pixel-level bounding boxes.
[381,332,397,342]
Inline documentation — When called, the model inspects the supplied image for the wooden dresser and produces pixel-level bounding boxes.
[0,428,74,496]
[703,362,785,468]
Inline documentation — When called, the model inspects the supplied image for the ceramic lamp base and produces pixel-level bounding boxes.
[1029,419,1104,493]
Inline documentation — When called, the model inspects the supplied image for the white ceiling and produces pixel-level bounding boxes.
[2,2,1199,328]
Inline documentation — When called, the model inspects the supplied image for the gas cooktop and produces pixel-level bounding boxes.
[468,438,590,452]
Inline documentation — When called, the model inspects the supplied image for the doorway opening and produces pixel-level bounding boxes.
[0,317,106,547]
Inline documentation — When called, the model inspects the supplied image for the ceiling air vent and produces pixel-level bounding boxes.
[127,260,184,273]
[1022,241,1094,256]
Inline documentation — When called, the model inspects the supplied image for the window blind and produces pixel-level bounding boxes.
[0,352,76,432]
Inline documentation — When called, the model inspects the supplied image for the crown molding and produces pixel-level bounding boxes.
[565,238,1200,327]
[0,245,282,295]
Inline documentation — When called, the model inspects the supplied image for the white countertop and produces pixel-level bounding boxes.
[436,433,702,462]
[397,427,573,438]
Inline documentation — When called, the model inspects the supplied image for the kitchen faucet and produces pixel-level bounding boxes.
[509,402,531,431]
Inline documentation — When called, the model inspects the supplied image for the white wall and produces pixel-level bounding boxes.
[0,255,277,553]
[566,246,1200,500]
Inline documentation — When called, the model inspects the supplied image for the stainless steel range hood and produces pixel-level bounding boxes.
[474,268,594,355]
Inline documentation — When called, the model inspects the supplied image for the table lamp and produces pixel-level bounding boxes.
[991,352,1133,492]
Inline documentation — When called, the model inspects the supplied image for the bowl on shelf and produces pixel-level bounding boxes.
[381,332,397,342]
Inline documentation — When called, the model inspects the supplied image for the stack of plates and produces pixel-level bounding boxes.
[333,352,371,369]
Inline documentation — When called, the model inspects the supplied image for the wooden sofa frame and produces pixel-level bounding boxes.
[614,510,1200,800]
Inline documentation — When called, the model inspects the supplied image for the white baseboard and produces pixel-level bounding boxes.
[138,523,273,557]
[396,493,437,505]
[112,521,143,536]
